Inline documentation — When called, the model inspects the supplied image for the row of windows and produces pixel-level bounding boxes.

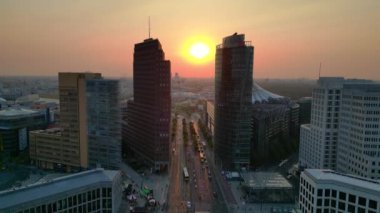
[14,188,113,213]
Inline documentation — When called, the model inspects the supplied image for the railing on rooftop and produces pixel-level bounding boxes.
[216,41,252,49]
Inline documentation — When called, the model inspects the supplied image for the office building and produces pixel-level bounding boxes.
[299,77,346,170]
[299,169,380,213]
[29,128,63,170]
[30,73,121,172]
[299,77,375,172]
[251,104,290,164]
[0,168,123,213]
[86,79,121,169]
[59,72,102,170]
[214,33,253,170]
[0,108,48,155]
[250,82,300,165]
[125,38,171,171]
[337,83,380,179]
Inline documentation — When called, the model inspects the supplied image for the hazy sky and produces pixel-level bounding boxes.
[0,0,379,79]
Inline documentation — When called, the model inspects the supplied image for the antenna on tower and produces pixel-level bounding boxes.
[318,62,322,79]
[148,16,151,38]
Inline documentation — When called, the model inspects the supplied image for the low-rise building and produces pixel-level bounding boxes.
[299,169,380,213]
[0,168,123,213]
[242,172,294,203]
[29,128,66,170]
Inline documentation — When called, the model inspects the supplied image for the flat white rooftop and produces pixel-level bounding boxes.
[0,168,120,210]
[304,169,380,193]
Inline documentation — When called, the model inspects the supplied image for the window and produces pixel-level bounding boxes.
[358,197,366,206]
[318,189,323,196]
[324,189,330,197]
[317,199,322,206]
[369,200,377,209]
[338,202,346,211]
[339,192,346,200]
[347,204,355,213]
[348,194,356,203]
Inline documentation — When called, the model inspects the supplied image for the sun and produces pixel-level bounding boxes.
[190,42,210,59]
[181,36,215,64]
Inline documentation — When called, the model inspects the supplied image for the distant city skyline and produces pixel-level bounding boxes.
[1,1,379,79]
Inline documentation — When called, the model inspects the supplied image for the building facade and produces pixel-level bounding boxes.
[59,72,102,170]
[337,84,380,179]
[29,128,63,170]
[86,79,121,170]
[0,108,48,155]
[214,33,253,170]
[205,101,215,136]
[298,97,312,125]
[299,169,380,213]
[30,73,121,172]
[125,38,171,171]
[251,104,290,164]
[299,77,377,173]
[0,168,122,213]
[299,77,346,170]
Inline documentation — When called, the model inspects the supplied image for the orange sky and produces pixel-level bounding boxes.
[0,0,379,79]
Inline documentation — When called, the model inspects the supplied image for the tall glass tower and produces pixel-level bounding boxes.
[214,33,254,170]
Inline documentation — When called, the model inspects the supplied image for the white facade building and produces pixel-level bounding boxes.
[337,84,380,179]
[299,169,380,213]
[0,168,122,213]
[299,77,375,173]
[299,77,345,170]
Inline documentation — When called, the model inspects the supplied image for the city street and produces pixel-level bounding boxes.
[168,115,189,213]
[168,114,216,213]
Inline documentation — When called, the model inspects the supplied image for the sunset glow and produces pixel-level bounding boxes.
[181,36,215,65]
[190,43,210,59]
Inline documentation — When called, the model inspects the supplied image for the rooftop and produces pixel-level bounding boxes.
[304,169,380,193]
[0,168,120,210]
[0,107,39,118]
[252,82,284,104]
[30,127,62,136]
[241,172,292,189]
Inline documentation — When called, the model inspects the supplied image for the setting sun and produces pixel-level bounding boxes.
[181,36,215,65]
[190,42,210,59]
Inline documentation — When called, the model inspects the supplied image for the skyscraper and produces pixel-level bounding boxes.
[337,83,380,179]
[86,79,121,169]
[30,72,121,172]
[59,72,101,170]
[299,77,374,173]
[214,33,253,170]
[125,38,171,172]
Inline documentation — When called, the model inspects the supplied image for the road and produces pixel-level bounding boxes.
[168,115,189,213]
[168,114,217,213]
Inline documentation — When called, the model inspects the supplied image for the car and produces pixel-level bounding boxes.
[186,201,191,209]
[213,191,217,197]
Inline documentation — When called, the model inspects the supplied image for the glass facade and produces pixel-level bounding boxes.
[214,33,253,170]
[86,79,121,170]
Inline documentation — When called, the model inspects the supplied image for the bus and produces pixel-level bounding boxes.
[183,167,189,181]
